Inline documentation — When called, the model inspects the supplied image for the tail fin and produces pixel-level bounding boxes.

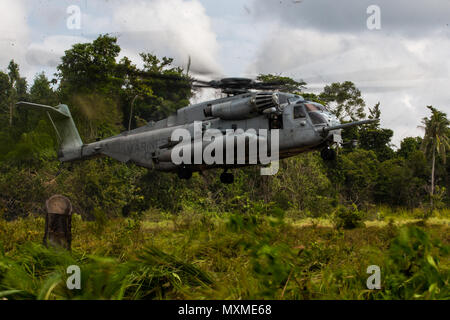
[16,102,83,161]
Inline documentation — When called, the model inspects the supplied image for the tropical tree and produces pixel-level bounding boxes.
[420,106,450,207]
[1,60,28,126]
[0,71,10,126]
[398,137,422,160]
[354,102,393,161]
[30,72,58,106]
[319,81,366,121]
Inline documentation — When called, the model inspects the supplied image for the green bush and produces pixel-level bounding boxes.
[378,226,449,299]
[0,166,50,220]
[332,204,365,229]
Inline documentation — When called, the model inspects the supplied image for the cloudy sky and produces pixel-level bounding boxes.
[1,0,450,146]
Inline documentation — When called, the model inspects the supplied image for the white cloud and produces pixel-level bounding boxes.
[25,35,89,68]
[111,0,222,75]
[247,26,450,145]
[0,0,30,72]
[0,0,222,82]
[251,0,450,36]
[247,28,350,75]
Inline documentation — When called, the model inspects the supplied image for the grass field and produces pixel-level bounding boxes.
[0,210,449,300]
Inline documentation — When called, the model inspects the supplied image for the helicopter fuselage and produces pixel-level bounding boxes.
[17,80,377,182]
[73,92,343,174]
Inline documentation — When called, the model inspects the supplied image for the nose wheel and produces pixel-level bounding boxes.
[220,171,234,184]
[321,147,336,161]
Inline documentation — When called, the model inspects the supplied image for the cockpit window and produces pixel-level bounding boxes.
[288,96,300,104]
[293,104,306,118]
[304,103,328,125]
[305,102,327,112]
[309,112,327,125]
[278,95,288,104]
[305,103,318,112]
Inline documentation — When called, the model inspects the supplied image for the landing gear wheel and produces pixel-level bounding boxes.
[321,147,336,161]
[220,172,234,184]
[177,166,192,180]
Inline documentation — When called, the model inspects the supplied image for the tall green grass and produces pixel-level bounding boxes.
[0,210,448,300]
[0,243,213,300]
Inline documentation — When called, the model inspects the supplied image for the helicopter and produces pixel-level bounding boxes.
[17,76,377,184]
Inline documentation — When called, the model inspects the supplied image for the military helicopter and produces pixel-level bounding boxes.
[17,76,376,184]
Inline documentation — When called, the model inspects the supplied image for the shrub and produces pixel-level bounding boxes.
[332,204,365,229]
[379,226,449,299]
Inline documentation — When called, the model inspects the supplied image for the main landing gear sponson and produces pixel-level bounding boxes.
[321,147,337,161]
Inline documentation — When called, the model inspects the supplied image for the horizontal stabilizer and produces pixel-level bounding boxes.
[16,101,71,121]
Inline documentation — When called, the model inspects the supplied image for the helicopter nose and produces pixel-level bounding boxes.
[322,114,336,128]
[328,114,341,127]
[319,114,340,137]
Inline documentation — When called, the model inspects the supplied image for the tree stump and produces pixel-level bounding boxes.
[43,195,73,250]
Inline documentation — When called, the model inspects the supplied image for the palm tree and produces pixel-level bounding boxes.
[420,106,450,207]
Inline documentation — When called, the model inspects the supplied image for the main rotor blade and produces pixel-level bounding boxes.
[128,71,297,92]
[132,70,192,82]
